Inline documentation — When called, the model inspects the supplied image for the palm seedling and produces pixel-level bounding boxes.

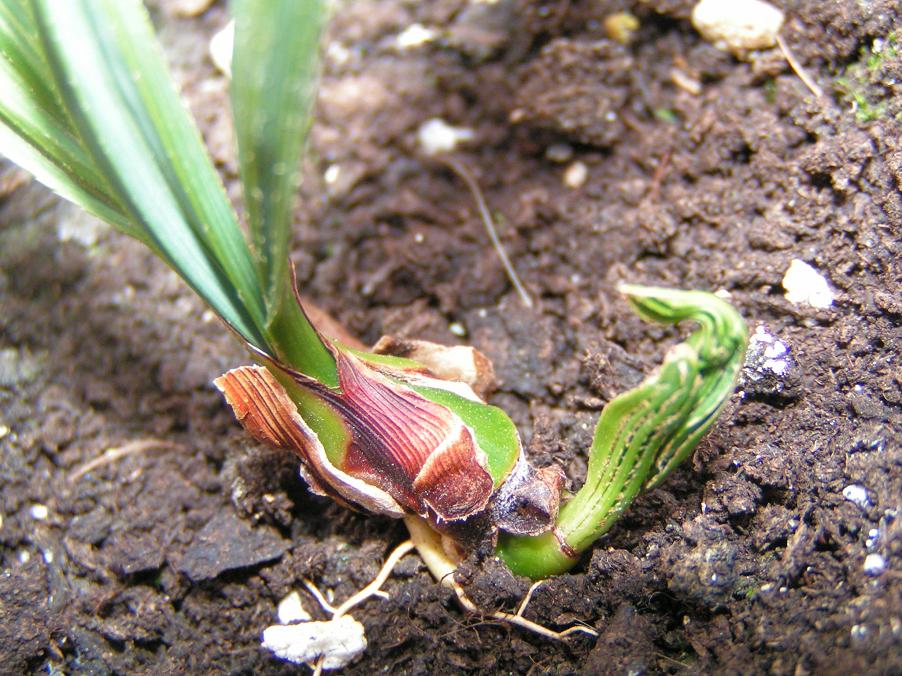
[0,0,748,640]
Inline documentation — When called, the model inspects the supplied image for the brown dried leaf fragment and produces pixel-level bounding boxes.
[372,336,496,399]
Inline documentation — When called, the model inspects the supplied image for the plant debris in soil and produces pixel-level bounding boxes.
[1,0,900,673]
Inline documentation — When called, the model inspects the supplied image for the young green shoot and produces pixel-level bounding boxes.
[0,0,749,640]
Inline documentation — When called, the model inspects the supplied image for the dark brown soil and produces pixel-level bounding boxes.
[1,0,900,673]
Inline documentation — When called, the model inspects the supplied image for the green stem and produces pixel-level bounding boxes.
[266,277,338,388]
[497,287,747,579]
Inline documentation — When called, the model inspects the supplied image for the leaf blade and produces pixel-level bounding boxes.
[230,0,326,304]
[230,0,337,384]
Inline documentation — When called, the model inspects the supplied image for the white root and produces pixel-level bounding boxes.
[403,514,598,640]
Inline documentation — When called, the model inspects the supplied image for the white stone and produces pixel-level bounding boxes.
[749,325,791,376]
[277,591,311,624]
[545,143,573,163]
[691,0,784,53]
[29,504,48,520]
[209,21,235,77]
[417,118,475,155]
[324,165,341,185]
[563,161,588,189]
[395,24,436,50]
[262,616,367,670]
[782,259,835,309]
[866,528,880,549]
[863,553,885,576]
[326,42,351,67]
[842,484,871,509]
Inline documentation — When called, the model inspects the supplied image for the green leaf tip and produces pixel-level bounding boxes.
[498,285,748,579]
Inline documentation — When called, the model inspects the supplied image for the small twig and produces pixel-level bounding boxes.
[440,157,534,309]
[776,33,823,99]
[654,651,691,669]
[68,438,186,482]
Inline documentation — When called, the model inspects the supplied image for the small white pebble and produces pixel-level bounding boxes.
[563,161,588,189]
[763,341,787,359]
[417,118,475,155]
[262,616,367,669]
[324,164,341,185]
[201,310,215,324]
[29,504,48,521]
[18,550,30,564]
[843,484,871,509]
[545,143,574,163]
[326,42,351,66]
[395,23,436,50]
[782,259,835,309]
[277,591,312,624]
[670,67,702,95]
[0,424,9,439]
[43,549,54,565]
[748,325,791,376]
[863,553,885,576]
[449,322,467,337]
[851,624,868,640]
[866,528,880,549]
[691,0,784,54]
[209,20,235,77]
[414,233,424,243]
